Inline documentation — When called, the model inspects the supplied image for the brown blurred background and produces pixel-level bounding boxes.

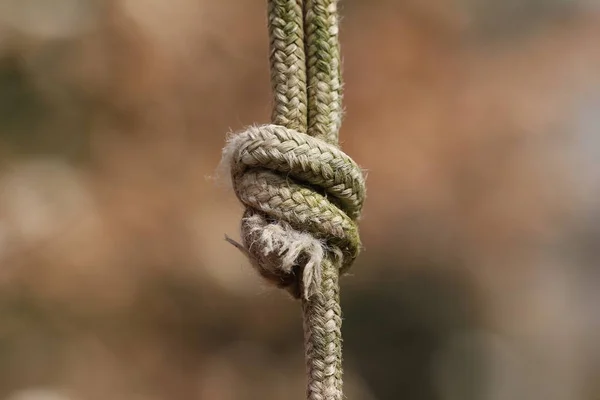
[0,0,600,399]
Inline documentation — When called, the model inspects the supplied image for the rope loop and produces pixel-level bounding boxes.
[224,123,365,298]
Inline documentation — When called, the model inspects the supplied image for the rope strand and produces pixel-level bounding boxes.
[305,0,343,144]
[302,1,345,398]
[221,1,364,398]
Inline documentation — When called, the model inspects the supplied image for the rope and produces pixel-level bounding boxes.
[221,1,365,398]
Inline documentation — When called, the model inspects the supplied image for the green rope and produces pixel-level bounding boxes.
[222,1,365,398]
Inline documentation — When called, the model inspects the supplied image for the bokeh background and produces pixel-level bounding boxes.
[0,0,600,399]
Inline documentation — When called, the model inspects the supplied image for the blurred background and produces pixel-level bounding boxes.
[0,0,599,399]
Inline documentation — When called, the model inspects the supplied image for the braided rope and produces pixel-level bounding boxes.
[222,1,365,399]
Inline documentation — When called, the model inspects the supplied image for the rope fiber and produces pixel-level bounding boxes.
[221,1,365,398]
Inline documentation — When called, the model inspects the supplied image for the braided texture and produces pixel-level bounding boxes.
[221,1,364,399]
[305,0,343,144]
[268,0,307,132]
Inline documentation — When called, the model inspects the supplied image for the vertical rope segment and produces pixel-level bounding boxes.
[221,1,365,399]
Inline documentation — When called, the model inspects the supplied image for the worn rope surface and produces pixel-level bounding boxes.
[221,1,365,399]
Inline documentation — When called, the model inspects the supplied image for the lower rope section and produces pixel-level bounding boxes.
[302,258,343,400]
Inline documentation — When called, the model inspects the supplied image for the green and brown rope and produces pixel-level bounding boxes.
[222,1,365,399]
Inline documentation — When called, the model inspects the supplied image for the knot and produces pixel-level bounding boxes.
[222,124,366,299]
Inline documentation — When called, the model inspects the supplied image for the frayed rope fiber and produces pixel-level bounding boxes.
[220,1,365,399]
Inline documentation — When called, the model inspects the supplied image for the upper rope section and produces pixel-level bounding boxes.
[222,0,365,299]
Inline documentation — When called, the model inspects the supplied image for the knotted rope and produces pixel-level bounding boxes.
[221,1,365,399]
